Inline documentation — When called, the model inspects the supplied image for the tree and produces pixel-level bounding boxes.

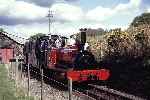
[29,33,45,40]
[131,13,150,27]
[0,28,4,32]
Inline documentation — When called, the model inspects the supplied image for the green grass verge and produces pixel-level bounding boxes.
[0,64,34,100]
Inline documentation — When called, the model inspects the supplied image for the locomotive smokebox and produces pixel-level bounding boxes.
[80,28,87,47]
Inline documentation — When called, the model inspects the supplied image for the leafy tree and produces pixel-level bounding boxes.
[29,33,45,40]
[131,13,150,27]
[0,28,4,32]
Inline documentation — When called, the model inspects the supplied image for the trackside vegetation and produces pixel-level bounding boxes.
[0,64,34,100]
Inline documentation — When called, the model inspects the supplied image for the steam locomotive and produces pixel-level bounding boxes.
[23,28,110,82]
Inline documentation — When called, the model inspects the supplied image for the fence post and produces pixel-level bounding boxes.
[20,61,23,80]
[41,68,43,100]
[27,63,30,98]
[16,58,19,88]
[18,59,24,79]
[10,61,12,78]
[9,59,16,79]
[12,60,14,79]
[68,78,72,100]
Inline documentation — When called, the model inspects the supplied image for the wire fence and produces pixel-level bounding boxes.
[8,58,95,100]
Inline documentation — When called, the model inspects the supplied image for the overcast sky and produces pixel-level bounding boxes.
[0,0,150,40]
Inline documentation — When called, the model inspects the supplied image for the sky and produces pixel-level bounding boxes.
[0,0,150,41]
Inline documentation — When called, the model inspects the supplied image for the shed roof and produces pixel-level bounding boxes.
[0,31,24,46]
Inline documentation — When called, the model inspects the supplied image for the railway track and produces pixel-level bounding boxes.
[85,84,146,100]
[22,65,146,100]
[22,64,96,100]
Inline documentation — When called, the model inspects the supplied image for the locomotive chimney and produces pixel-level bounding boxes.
[79,28,87,51]
[80,28,87,46]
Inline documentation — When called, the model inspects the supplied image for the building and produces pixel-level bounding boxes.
[0,31,23,63]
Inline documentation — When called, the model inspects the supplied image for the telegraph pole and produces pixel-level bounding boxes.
[46,9,53,39]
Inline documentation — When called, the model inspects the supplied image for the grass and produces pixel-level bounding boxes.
[0,64,34,100]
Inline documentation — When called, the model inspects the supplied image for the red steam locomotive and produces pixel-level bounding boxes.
[23,28,110,82]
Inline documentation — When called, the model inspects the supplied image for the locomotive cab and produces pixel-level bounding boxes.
[47,31,97,70]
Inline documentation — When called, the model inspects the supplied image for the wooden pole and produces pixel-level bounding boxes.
[20,61,22,79]
[27,63,30,97]
[16,58,19,87]
[68,78,72,100]
[14,59,16,80]
[41,68,43,100]
[10,61,12,78]
[12,61,14,78]
[9,59,15,79]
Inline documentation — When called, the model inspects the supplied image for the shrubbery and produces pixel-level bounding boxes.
[86,13,150,98]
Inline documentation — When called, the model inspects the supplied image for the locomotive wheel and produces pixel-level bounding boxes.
[74,50,97,69]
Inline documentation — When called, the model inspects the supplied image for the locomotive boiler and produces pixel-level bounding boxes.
[23,28,110,82]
